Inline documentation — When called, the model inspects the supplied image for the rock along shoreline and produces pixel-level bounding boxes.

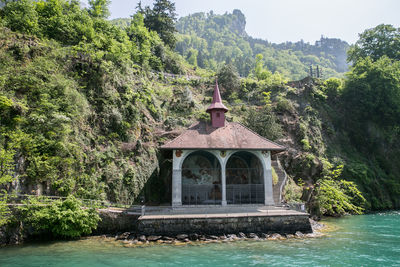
[94,218,325,247]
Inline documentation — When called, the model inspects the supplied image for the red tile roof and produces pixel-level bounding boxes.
[161,121,285,152]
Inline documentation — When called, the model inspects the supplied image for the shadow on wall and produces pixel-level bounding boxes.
[139,150,172,205]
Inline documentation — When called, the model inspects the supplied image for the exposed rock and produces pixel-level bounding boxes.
[138,235,146,242]
[227,234,238,240]
[162,236,174,241]
[199,235,207,241]
[260,233,269,239]
[295,231,304,238]
[247,233,258,239]
[189,233,199,241]
[207,235,219,240]
[176,234,188,240]
[218,235,226,240]
[238,232,246,238]
[268,233,282,240]
[127,233,136,240]
[310,219,325,231]
[115,232,130,240]
[147,235,162,241]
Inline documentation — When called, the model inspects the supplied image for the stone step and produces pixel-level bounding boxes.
[271,159,288,205]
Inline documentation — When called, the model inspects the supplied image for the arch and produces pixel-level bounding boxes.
[225,151,264,204]
[181,151,222,205]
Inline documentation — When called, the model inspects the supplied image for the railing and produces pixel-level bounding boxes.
[181,167,265,205]
[276,159,288,204]
[286,202,307,212]
[226,184,264,204]
[182,184,222,205]
[0,193,133,209]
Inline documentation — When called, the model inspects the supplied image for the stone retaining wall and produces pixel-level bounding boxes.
[137,214,312,236]
[95,210,140,234]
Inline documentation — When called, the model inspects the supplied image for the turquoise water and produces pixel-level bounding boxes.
[1,211,400,266]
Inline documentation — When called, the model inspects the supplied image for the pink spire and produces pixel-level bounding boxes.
[206,80,228,113]
[206,79,228,128]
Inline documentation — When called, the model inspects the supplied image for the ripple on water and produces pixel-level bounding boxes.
[1,212,400,267]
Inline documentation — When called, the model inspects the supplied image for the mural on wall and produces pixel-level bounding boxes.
[226,153,263,184]
[182,154,221,185]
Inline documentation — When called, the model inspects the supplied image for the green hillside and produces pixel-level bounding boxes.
[175,10,349,79]
[0,0,400,233]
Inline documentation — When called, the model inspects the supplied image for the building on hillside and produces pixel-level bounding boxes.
[161,81,285,207]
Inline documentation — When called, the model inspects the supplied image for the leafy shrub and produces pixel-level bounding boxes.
[315,165,366,216]
[283,177,302,203]
[243,105,282,141]
[0,193,10,227]
[19,196,100,238]
[275,96,295,113]
[301,138,311,151]
[322,77,343,99]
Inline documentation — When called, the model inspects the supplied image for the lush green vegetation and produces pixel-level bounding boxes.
[175,10,349,79]
[0,0,194,231]
[19,195,100,238]
[0,0,399,225]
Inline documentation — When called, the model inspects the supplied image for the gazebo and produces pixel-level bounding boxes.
[161,81,285,207]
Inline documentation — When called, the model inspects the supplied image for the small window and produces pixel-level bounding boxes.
[216,112,220,118]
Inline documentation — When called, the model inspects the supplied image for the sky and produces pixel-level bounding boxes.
[82,0,400,44]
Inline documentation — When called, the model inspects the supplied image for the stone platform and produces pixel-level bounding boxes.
[137,205,312,236]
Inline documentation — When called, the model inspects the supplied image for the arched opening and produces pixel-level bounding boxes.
[181,151,221,205]
[226,151,264,204]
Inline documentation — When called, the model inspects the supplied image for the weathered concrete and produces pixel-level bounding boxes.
[137,212,312,236]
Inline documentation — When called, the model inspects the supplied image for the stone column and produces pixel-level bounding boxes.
[264,151,274,205]
[221,163,227,206]
[172,150,182,207]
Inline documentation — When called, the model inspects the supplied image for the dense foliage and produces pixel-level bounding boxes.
[0,0,399,220]
[19,196,100,238]
[0,0,190,208]
[339,25,400,210]
[348,24,400,64]
[175,10,349,79]
[314,166,366,216]
[137,0,177,49]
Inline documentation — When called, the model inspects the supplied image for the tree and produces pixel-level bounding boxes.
[0,0,39,35]
[137,0,177,48]
[348,24,400,63]
[243,92,282,141]
[88,0,111,18]
[322,77,343,100]
[217,64,240,96]
[314,165,366,216]
[343,57,400,128]
[254,54,272,80]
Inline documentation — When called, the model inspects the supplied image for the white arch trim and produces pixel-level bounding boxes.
[171,149,274,207]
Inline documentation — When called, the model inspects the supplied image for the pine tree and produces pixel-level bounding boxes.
[137,0,177,48]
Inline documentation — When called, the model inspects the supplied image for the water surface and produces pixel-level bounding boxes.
[1,211,400,266]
